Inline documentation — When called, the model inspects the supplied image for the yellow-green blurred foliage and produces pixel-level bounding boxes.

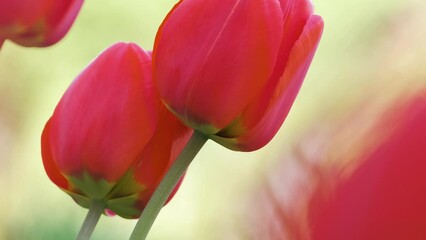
[0,0,425,239]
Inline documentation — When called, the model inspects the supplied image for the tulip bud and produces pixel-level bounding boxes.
[0,0,83,48]
[154,0,324,151]
[41,42,192,218]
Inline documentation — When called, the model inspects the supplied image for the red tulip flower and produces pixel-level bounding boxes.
[154,0,323,151]
[0,0,83,48]
[41,43,192,219]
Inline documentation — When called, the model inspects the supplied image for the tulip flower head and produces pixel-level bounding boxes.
[41,42,191,218]
[154,0,324,151]
[0,0,83,48]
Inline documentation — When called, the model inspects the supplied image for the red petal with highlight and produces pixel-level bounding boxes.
[238,0,314,131]
[134,106,192,207]
[230,15,324,151]
[48,42,158,181]
[41,119,70,190]
[154,0,283,131]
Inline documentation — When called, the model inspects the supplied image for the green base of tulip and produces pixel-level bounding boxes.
[76,200,105,240]
[129,130,208,240]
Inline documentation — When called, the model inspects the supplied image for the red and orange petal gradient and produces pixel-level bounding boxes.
[134,106,193,211]
[0,0,83,47]
[41,42,191,218]
[154,0,323,151]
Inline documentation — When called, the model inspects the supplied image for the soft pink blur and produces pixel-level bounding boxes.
[309,93,426,240]
[244,90,426,239]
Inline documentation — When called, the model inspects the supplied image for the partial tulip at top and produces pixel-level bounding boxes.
[0,0,83,48]
[153,0,324,151]
[41,42,192,219]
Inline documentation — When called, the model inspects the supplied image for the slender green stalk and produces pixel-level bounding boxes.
[129,131,208,240]
[76,200,105,240]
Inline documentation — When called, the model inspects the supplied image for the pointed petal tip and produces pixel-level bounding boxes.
[107,42,147,55]
[309,15,325,34]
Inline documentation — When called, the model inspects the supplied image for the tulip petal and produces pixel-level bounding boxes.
[48,42,158,182]
[0,1,39,42]
[41,119,70,190]
[238,0,314,130]
[213,15,324,151]
[218,0,314,139]
[42,0,84,46]
[0,0,83,47]
[154,0,284,132]
[134,106,192,208]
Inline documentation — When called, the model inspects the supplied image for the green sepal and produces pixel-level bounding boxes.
[65,169,147,218]
[67,191,91,209]
[163,101,220,135]
[106,194,141,219]
[68,171,115,199]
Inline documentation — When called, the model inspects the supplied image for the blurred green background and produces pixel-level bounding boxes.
[0,0,425,239]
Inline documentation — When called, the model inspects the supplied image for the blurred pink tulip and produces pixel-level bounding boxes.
[245,91,426,239]
[309,93,426,240]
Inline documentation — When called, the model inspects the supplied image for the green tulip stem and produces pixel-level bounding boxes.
[129,130,208,240]
[76,200,105,240]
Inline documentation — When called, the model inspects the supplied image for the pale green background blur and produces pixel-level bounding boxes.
[0,0,425,239]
